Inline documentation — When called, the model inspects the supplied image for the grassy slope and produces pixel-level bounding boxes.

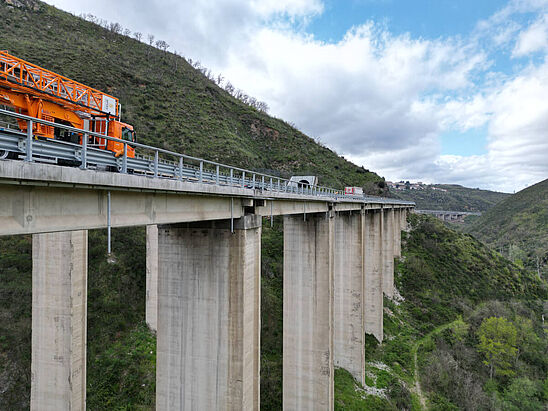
[0,0,384,192]
[466,178,548,277]
[392,184,509,212]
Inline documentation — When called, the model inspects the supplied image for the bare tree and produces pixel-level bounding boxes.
[155,40,170,52]
[224,81,235,94]
[148,34,155,46]
[134,32,142,41]
[108,22,122,34]
[123,28,131,37]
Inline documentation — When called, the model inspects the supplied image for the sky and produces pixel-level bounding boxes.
[44,0,548,193]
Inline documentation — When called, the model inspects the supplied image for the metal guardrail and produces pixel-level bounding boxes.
[0,108,414,206]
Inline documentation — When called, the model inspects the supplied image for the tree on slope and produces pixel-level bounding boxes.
[477,317,517,379]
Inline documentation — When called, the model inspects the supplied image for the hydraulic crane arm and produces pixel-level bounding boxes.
[0,50,119,118]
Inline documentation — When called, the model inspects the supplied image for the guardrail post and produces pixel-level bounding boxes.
[216,165,220,185]
[178,157,184,180]
[252,174,256,189]
[199,161,203,183]
[122,142,128,173]
[229,168,233,186]
[242,171,246,187]
[80,132,88,169]
[154,151,159,178]
[270,178,273,192]
[25,119,33,162]
[261,176,265,192]
[278,179,281,192]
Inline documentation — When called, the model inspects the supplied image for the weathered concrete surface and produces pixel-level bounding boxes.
[382,208,395,297]
[145,224,158,332]
[0,184,245,236]
[393,209,402,258]
[31,230,87,411]
[283,213,334,410]
[156,215,261,411]
[333,212,365,385]
[364,210,384,342]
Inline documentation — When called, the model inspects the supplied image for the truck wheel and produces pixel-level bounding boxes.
[0,150,10,160]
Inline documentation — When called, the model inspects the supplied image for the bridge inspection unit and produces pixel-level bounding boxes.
[0,109,414,410]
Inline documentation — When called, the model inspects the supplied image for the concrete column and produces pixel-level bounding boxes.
[156,215,261,411]
[382,208,395,297]
[393,209,402,258]
[31,230,88,411]
[283,212,334,410]
[333,212,365,385]
[363,210,384,342]
[400,208,407,230]
[145,224,158,331]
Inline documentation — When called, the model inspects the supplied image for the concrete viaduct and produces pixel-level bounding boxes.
[415,209,481,223]
[0,159,413,411]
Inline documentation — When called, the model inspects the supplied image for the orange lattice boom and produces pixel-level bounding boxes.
[0,50,119,118]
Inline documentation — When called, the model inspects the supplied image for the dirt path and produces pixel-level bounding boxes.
[411,321,456,410]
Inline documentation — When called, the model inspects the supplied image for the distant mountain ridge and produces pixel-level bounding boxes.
[392,183,509,212]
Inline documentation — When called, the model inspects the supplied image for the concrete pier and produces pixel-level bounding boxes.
[31,230,88,411]
[145,224,158,331]
[363,210,384,342]
[283,213,334,410]
[333,212,365,385]
[393,209,402,258]
[156,215,261,411]
[382,208,395,297]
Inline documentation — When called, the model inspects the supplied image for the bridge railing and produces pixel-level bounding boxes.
[0,108,414,206]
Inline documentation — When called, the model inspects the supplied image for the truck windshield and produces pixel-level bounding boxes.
[122,127,134,141]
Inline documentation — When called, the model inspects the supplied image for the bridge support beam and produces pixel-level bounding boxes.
[333,212,365,385]
[156,215,261,411]
[382,208,395,297]
[283,213,334,410]
[145,224,158,332]
[31,230,87,411]
[364,210,384,342]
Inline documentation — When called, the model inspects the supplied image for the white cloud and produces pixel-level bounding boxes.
[44,0,548,192]
[512,14,548,56]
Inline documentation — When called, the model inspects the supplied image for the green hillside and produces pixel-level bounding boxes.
[467,178,548,279]
[392,184,509,212]
[335,214,547,410]
[0,0,384,193]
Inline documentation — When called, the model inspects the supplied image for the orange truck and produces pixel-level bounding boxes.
[0,50,135,157]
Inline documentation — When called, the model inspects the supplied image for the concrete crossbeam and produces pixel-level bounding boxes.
[156,216,261,411]
[31,230,87,411]
[333,212,365,385]
[364,210,384,342]
[382,208,395,297]
[283,213,334,410]
[145,224,158,332]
